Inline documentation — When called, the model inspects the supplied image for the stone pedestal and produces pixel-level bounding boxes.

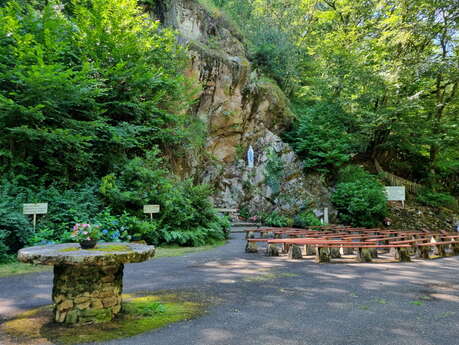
[416,246,430,259]
[265,244,280,256]
[245,241,258,253]
[395,248,411,262]
[288,245,303,260]
[315,247,331,263]
[18,242,155,325]
[53,264,123,324]
[357,248,372,263]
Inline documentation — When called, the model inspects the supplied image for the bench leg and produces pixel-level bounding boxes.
[288,245,303,260]
[305,245,315,256]
[436,244,446,257]
[265,244,280,256]
[357,248,372,263]
[245,241,258,253]
[330,247,341,259]
[369,248,378,258]
[395,248,411,262]
[416,246,430,259]
[452,243,459,255]
[282,243,292,255]
[315,247,331,263]
[340,246,354,255]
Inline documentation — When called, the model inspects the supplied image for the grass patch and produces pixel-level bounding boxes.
[358,305,370,310]
[410,300,424,306]
[0,261,50,278]
[373,298,388,305]
[1,293,204,345]
[155,240,227,258]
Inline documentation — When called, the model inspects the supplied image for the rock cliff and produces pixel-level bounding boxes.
[152,0,335,219]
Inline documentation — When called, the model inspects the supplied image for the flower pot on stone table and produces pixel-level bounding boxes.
[79,239,97,249]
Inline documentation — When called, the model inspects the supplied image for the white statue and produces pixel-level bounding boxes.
[247,145,254,168]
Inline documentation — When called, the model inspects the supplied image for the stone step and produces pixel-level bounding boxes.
[231,222,261,227]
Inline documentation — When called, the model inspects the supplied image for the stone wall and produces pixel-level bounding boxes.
[52,264,123,324]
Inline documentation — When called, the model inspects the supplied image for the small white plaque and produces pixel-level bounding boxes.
[144,205,160,214]
[385,187,405,201]
[23,203,48,215]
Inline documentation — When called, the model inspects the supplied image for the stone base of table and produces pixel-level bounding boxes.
[52,263,123,324]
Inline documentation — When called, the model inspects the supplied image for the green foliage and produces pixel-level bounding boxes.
[286,102,361,173]
[0,0,192,184]
[0,0,223,255]
[416,189,458,210]
[293,211,322,228]
[0,181,34,253]
[261,211,292,228]
[264,148,284,195]
[218,0,459,195]
[332,166,388,227]
[0,180,103,250]
[215,0,300,93]
[99,151,229,246]
[0,231,13,264]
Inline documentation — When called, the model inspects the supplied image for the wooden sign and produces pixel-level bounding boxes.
[385,187,405,201]
[143,205,160,214]
[385,186,405,207]
[23,203,48,215]
[23,203,48,231]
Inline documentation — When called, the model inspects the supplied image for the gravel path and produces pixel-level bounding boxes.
[1,231,458,345]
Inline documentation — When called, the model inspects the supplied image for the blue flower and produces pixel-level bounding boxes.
[102,229,109,234]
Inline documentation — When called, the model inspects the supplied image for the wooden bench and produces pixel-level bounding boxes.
[414,241,459,258]
[264,239,411,263]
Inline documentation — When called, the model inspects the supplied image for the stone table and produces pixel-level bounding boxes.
[18,242,155,324]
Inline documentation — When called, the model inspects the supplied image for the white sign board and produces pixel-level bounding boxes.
[385,187,406,201]
[143,205,160,214]
[23,203,48,215]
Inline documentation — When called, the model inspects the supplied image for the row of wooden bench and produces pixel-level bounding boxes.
[244,226,459,263]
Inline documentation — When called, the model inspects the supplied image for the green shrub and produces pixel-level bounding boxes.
[265,148,284,195]
[261,211,292,227]
[0,0,191,185]
[286,102,360,173]
[99,151,229,246]
[416,189,458,210]
[33,184,103,242]
[293,211,322,228]
[0,181,34,253]
[0,231,13,263]
[0,179,103,250]
[332,166,388,227]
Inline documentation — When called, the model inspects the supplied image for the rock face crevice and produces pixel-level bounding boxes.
[153,0,335,218]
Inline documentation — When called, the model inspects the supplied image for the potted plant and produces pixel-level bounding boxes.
[71,223,101,249]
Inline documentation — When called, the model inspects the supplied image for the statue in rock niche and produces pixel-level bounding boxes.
[247,145,254,168]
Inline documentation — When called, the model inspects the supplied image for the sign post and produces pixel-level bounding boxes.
[323,207,329,225]
[384,186,406,208]
[23,203,48,231]
[143,205,160,221]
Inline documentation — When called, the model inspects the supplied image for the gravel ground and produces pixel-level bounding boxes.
[1,231,458,345]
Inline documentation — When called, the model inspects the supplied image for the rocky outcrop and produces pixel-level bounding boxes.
[387,205,458,232]
[153,0,335,218]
